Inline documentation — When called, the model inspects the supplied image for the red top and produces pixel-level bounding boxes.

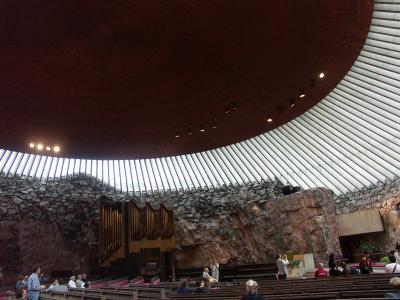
[315,268,328,277]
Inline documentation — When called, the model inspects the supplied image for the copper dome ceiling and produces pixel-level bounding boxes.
[0,0,373,159]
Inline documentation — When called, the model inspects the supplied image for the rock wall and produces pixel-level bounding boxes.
[335,176,400,252]
[0,175,340,282]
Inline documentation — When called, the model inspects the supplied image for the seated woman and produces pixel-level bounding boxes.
[242,279,264,300]
[176,278,191,294]
[195,279,208,293]
[46,279,59,292]
[202,268,216,283]
[314,263,328,278]
[68,276,77,289]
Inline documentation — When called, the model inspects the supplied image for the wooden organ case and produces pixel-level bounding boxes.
[99,200,175,280]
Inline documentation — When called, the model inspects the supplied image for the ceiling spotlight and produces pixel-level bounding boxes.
[319,72,325,79]
[232,100,239,110]
[299,93,306,98]
[37,143,43,150]
[289,99,296,108]
[200,124,206,132]
[53,146,60,153]
[224,105,230,114]
[46,146,51,151]
[212,120,217,129]
[175,130,180,138]
[188,126,193,135]
[29,142,35,148]
[267,118,273,122]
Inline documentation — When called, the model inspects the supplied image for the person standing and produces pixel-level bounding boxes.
[211,259,219,283]
[27,265,41,300]
[275,254,289,280]
[394,244,400,265]
[385,255,400,274]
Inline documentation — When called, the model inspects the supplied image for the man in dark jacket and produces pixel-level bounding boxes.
[242,279,264,300]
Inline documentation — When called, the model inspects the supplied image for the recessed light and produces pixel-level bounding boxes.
[232,100,239,110]
[29,143,35,148]
[175,131,180,138]
[46,146,51,151]
[200,124,206,132]
[212,120,217,129]
[319,72,325,79]
[267,118,273,122]
[37,143,43,150]
[299,93,306,98]
[188,126,193,135]
[53,146,60,153]
[224,105,230,114]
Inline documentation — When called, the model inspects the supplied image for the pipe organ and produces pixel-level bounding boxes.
[99,200,175,280]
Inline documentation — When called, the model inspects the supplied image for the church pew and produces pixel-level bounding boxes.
[74,287,168,299]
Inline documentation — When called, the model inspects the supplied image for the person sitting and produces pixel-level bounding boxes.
[386,255,400,274]
[242,279,264,300]
[314,263,328,278]
[359,256,372,274]
[46,279,59,292]
[202,268,216,283]
[68,276,77,289]
[338,261,348,275]
[176,278,191,294]
[385,277,400,299]
[15,275,26,299]
[82,274,89,288]
[195,279,208,293]
[76,275,85,288]
[328,253,340,276]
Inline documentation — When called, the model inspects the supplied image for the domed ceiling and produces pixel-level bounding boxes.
[0,0,373,158]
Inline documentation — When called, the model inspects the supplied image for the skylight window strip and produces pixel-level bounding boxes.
[155,158,171,191]
[193,153,217,188]
[14,153,27,178]
[0,150,12,175]
[4,151,18,177]
[171,156,190,190]
[198,151,224,187]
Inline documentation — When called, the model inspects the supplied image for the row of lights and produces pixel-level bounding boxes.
[174,72,325,138]
[175,100,239,138]
[265,72,325,123]
[29,142,60,153]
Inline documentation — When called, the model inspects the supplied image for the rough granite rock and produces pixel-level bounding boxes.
[0,175,340,284]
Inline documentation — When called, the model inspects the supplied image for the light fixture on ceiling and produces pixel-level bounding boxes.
[29,142,35,148]
[53,146,60,153]
[212,119,217,129]
[319,72,325,79]
[224,105,230,114]
[175,130,180,138]
[232,100,239,110]
[46,146,51,151]
[37,143,43,150]
[267,117,273,122]
[289,99,296,108]
[200,124,206,132]
[188,126,193,135]
[299,92,306,98]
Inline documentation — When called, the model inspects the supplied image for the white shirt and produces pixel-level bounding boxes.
[395,252,400,265]
[276,258,289,275]
[76,279,85,288]
[68,280,77,288]
[385,263,400,273]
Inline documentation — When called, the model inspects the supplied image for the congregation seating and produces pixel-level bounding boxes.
[175,263,278,281]
[33,273,400,300]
